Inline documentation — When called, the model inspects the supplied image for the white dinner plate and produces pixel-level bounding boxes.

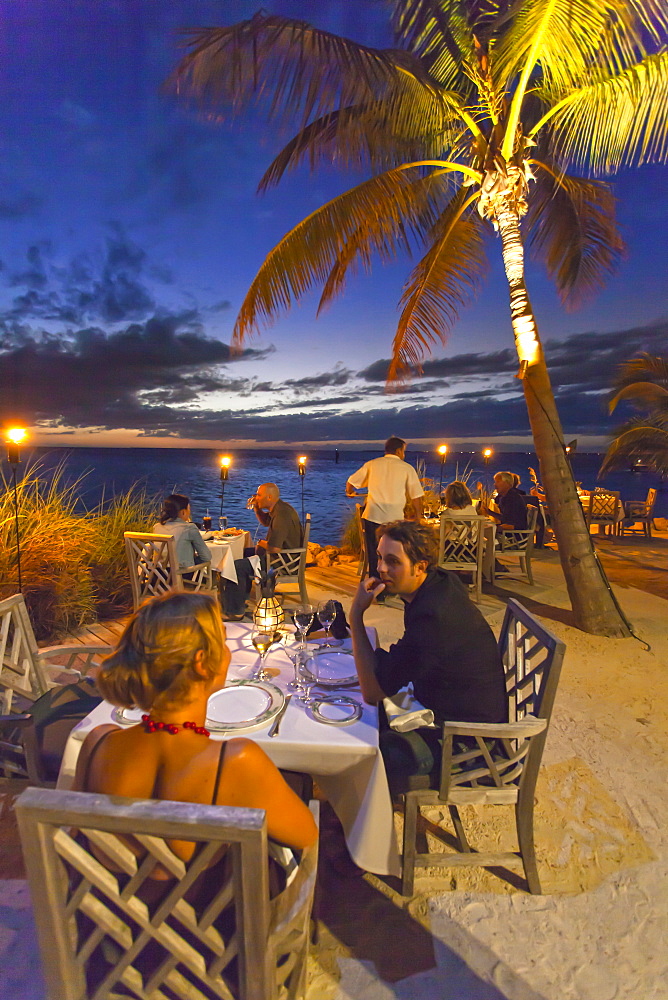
[310,695,363,726]
[111,706,145,726]
[301,648,359,688]
[206,680,285,732]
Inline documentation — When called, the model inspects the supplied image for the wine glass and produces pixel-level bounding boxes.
[316,599,341,647]
[250,627,279,681]
[299,651,319,705]
[284,640,306,694]
[292,604,314,649]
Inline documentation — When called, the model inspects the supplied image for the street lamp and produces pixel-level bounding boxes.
[483,447,493,465]
[297,456,307,524]
[437,444,448,493]
[5,427,27,592]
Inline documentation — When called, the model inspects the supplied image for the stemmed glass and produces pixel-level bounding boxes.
[285,640,306,695]
[316,599,341,647]
[292,604,314,649]
[250,627,279,682]
[298,650,319,705]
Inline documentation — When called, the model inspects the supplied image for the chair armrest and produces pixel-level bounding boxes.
[39,645,112,659]
[38,645,112,680]
[624,502,647,516]
[178,561,212,574]
[442,716,547,739]
[0,713,33,727]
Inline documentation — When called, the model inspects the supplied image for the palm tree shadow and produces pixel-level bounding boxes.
[483,581,577,629]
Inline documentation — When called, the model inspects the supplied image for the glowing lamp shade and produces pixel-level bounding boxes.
[220,455,231,480]
[297,455,307,476]
[253,596,285,633]
[6,428,27,445]
[6,427,27,465]
[437,444,448,456]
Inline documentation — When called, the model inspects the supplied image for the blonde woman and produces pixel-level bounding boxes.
[74,592,317,867]
[442,480,478,515]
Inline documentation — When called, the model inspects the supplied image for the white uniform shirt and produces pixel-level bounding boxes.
[348,454,424,524]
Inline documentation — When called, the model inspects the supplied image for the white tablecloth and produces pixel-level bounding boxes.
[201,530,251,583]
[57,623,400,877]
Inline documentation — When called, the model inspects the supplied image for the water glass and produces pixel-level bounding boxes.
[292,604,314,649]
[219,516,228,531]
[299,651,319,705]
[285,642,306,694]
[317,599,341,647]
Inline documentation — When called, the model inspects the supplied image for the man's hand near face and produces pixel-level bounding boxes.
[349,576,387,705]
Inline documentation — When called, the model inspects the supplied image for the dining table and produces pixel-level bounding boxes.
[579,493,625,529]
[56,621,401,877]
[201,528,252,584]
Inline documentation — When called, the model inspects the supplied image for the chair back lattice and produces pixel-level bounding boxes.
[124,532,213,611]
[497,505,538,552]
[443,598,565,798]
[588,491,619,522]
[270,515,311,606]
[438,514,486,567]
[17,787,318,1000]
[644,488,658,515]
[0,594,50,712]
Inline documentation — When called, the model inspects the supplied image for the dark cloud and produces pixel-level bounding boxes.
[0,314,269,427]
[0,192,42,220]
[3,227,158,326]
[283,367,354,392]
[358,349,516,383]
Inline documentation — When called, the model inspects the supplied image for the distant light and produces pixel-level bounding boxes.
[483,448,492,458]
[565,446,571,454]
[6,427,27,445]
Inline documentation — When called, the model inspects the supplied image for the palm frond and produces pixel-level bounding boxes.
[600,423,668,474]
[612,353,668,390]
[390,0,477,90]
[233,166,449,345]
[609,381,668,413]
[171,11,439,132]
[388,194,487,380]
[537,51,668,175]
[257,94,470,192]
[495,0,663,96]
[525,164,625,308]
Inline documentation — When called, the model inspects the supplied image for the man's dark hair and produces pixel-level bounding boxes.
[376,520,438,569]
[384,436,406,455]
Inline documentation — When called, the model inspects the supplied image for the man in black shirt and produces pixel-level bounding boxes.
[488,471,528,529]
[221,483,302,619]
[350,521,506,790]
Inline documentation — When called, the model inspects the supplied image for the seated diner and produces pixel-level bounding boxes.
[441,480,478,515]
[152,492,212,569]
[349,521,507,793]
[74,591,317,865]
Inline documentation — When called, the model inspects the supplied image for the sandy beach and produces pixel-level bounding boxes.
[0,530,666,999]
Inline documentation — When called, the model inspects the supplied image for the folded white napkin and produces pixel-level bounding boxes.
[247,554,262,581]
[383,688,436,732]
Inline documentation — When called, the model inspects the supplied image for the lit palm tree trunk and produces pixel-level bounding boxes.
[495,202,629,637]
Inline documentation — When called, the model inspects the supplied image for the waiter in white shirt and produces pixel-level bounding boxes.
[346,436,424,601]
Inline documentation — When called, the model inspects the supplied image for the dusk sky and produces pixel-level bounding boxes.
[1,0,666,451]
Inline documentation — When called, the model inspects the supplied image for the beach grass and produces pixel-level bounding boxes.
[0,462,156,640]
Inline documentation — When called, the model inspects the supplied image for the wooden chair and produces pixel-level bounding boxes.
[400,598,565,896]
[438,514,490,603]
[618,488,657,538]
[0,594,110,714]
[356,503,368,578]
[585,490,620,536]
[17,787,319,1000]
[495,505,538,585]
[270,513,311,606]
[124,532,215,610]
[0,714,50,785]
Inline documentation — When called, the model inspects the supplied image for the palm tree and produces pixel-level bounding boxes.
[600,354,668,475]
[173,0,668,636]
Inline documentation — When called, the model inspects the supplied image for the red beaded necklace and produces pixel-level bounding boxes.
[141,714,210,737]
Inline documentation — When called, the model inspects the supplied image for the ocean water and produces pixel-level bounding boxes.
[11,445,667,545]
